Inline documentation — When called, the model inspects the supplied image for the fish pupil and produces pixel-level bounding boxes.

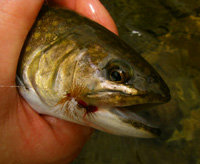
[111,71,122,81]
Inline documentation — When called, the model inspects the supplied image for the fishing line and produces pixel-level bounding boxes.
[0,85,21,88]
[0,85,28,88]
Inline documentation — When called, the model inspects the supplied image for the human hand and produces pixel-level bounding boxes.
[0,0,117,163]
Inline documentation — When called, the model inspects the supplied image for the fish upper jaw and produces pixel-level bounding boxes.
[84,79,170,107]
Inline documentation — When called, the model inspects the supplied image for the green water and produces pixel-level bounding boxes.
[72,0,200,163]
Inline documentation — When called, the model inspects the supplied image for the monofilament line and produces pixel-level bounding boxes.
[0,85,22,88]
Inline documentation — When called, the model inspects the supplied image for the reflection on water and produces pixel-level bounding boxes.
[73,0,200,163]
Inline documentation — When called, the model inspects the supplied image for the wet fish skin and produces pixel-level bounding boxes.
[17,6,170,138]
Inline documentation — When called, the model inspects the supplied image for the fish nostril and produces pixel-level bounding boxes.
[147,76,156,83]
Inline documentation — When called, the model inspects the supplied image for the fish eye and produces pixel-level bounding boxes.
[109,68,126,83]
[104,59,133,83]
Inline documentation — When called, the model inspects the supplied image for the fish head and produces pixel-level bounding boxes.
[73,38,171,138]
[77,37,170,106]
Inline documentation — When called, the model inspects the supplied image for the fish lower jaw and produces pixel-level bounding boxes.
[85,106,161,138]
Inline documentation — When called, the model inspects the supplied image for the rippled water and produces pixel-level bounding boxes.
[73,0,200,163]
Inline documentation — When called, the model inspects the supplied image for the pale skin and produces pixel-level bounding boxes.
[0,0,117,163]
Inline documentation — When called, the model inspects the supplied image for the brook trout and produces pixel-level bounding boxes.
[17,6,170,138]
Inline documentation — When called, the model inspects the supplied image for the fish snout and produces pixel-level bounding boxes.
[132,72,171,104]
[146,74,171,103]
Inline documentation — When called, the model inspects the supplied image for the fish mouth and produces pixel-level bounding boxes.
[113,105,161,136]
[83,102,163,138]
[83,90,170,138]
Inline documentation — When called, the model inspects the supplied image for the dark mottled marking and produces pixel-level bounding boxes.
[122,119,161,136]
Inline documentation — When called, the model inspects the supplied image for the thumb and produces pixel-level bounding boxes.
[0,0,44,86]
[0,0,44,118]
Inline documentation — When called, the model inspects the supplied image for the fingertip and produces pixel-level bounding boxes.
[42,115,93,162]
[0,0,44,84]
[74,0,118,35]
[49,0,118,35]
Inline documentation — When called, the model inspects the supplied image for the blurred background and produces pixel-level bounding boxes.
[72,0,200,163]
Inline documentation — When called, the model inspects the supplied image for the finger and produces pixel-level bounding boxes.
[0,0,44,85]
[48,0,118,35]
[42,115,93,162]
